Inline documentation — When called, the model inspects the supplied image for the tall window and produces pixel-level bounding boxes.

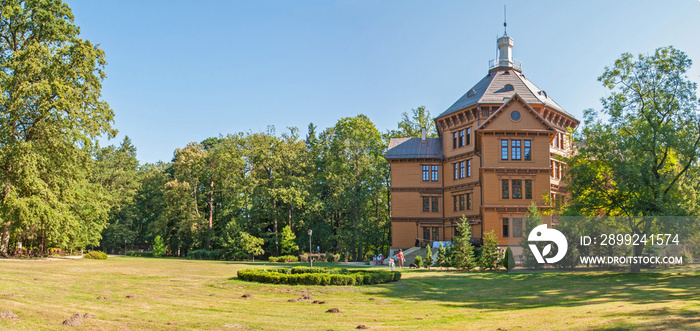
[422,165,429,181]
[422,197,430,212]
[525,179,532,199]
[524,140,531,160]
[466,128,471,146]
[512,179,522,199]
[513,218,523,237]
[431,197,439,212]
[458,130,465,147]
[432,227,440,242]
[453,132,458,149]
[511,140,521,160]
[502,218,509,238]
[423,227,430,241]
[553,134,559,148]
[459,161,465,179]
[501,140,508,160]
[466,160,471,177]
[431,165,439,182]
[467,193,472,210]
[459,194,465,211]
[453,195,458,211]
[453,163,459,180]
[555,162,560,179]
[502,179,509,199]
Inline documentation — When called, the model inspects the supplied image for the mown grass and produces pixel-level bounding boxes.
[0,257,698,330]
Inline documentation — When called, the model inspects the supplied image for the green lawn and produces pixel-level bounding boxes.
[0,257,698,330]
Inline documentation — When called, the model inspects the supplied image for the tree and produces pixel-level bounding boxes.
[240,232,264,261]
[436,243,448,269]
[450,216,476,270]
[280,225,298,255]
[478,231,499,270]
[385,106,438,139]
[566,47,700,272]
[425,245,433,270]
[521,203,543,269]
[0,0,115,255]
[153,235,166,258]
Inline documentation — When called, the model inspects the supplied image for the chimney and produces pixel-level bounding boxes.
[421,127,426,141]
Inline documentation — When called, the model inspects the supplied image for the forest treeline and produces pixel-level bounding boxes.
[99,110,435,260]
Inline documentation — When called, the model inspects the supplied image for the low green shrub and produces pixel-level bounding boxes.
[126,250,154,257]
[237,267,400,286]
[269,255,299,263]
[414,256,423,268]
[186,249,224,260]
[83,251,108,260]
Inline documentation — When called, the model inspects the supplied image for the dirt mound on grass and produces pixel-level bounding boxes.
[125,295,136,299]
[61,313,93,327]
[97,296,108,300]
[325,308,340,313]
[356,325,368,329]
[0,311,18,319]
[241,293,252,298]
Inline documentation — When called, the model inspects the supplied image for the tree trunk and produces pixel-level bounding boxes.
[0,220,11,256]
[630,243,644,273]
[274,199,279,256]
[288,205,293,231]
[207,179,214,249]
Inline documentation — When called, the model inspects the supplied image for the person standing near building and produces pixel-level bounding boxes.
[397,249,404,269]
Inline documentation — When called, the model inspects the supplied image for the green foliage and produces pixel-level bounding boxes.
[425,245,433,269]
[521,203,544,269]
[237,267,401,286]
[385,106,438,139]
[450,217,476,270]
[566,46,700,272]
[186,249,224,260]
[83,251,108,260]
[241,232,265,261]
[414,255,423,268]
[153,235,166,258]
[280,226,298,255]
[478,231,500,270]
[502,247,515,271]
[437,243,449,268]
[268,255,299,263]
[0,0,116,255]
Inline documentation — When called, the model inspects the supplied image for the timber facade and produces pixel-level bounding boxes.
[386,33,579,252]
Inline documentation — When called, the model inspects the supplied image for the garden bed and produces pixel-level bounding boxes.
[237,267,401,285]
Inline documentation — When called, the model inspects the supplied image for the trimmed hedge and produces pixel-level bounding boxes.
[237,267,401,286]
[83,251,108,259]
[268,255,299,263]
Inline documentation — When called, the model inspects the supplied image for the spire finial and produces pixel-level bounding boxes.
[503,5,507,36]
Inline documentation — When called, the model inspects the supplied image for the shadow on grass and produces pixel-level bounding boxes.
[373,271,700,312]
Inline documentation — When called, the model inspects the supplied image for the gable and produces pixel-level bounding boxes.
[476,94,557,132]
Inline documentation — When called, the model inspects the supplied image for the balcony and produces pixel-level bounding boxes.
[489,58,522,71]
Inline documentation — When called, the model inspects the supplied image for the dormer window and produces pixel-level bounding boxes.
[504,84,514,91]
[467,89,476,98]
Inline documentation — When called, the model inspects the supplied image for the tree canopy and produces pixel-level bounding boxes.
[0,0,115,255]
[565,46,700,271]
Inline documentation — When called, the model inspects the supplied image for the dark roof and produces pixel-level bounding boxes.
[386,138,443,159]
[438,68,572,119]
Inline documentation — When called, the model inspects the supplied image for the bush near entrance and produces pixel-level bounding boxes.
[237,267,401,285]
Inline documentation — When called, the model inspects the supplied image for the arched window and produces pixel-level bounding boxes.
[504,84,514,91]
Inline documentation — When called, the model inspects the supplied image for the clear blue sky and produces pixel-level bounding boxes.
[66,0,700,164]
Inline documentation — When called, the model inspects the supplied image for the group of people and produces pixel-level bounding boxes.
[372,249,405,271]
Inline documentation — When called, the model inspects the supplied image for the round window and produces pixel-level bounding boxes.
[510,110,521,121]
